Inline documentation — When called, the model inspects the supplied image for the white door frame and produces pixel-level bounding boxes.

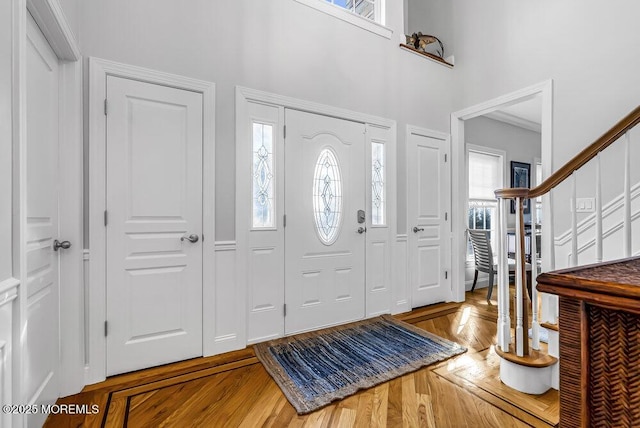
[11,0,83,417]
[450,80,554,302]
[236,86,397,346]
[406,125,452,307]
[88,58,215,384]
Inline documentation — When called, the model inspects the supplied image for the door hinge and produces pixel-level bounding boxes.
[202,234,204,242]
[283,125,286,139]
[104,210,108,226]
[283,214,287,227]
[445,271,448,279]
[445,212,448,221]
[284,304,287,317]
[444,153,447,162]
[104,99,108,116]
[104,321,108,336]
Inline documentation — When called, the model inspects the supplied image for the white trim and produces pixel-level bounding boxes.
[57,58,84,397]
[237,86,395,129]
[484,110,542,133]
[292,0,392,39]
[88,58,216,384]
[451,80,554,302]
[26,0,80,61]
[0,278,20,297]
[12,3,28,426]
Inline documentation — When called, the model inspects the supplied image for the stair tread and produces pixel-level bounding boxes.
[495,343,558,368]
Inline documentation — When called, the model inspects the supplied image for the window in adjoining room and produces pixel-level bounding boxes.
[467,147,505,260]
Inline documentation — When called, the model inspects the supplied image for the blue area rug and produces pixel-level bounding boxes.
[254,315,466,414]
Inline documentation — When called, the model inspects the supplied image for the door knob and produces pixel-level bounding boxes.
[357,227,367,234]
[412,226,424,233]
[53,240,71,251]
[181,234,199,243]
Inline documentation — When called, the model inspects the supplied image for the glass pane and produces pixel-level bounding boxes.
[371,142,385,225]
[485,207,492,230]
[313,148,343,244]
[474,208,484,230]
[252,123,275,228]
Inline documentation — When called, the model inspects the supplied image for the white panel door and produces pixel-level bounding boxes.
[106,76,203,375]
[285,109,366,334]
[25,13,61,426]
[408,131,451,308]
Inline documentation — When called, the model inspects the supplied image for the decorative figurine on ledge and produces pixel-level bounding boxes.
[405,32,445,58]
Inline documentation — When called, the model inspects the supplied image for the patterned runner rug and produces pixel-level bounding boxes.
[254,315,466,414]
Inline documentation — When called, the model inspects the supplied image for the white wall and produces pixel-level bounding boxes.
[0,0,12,281]
[451,0,640,251]
[464,117,541,288]
[406,0,454,59]
[77,0,454,240]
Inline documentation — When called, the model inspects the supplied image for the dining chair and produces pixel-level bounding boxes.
[467,229,532,301]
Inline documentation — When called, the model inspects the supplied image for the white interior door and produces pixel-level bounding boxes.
[106,76,204,375]
[25,13,61,427]
[408,130,451,308]
[285,110,366,334]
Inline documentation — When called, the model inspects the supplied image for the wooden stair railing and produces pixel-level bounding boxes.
[493,106,640,359]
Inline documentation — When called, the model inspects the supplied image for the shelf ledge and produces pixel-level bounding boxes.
[399,44,454,68]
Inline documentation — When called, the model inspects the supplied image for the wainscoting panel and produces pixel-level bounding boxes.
[392,235,410,314]
[212,242,244,354]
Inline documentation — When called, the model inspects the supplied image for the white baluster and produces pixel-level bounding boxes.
[531,193,540,350]
[497,197,510,351]
[624,132,631,258]
[515,197,524,357]
[571,172,578,267]
[595,152,603,263]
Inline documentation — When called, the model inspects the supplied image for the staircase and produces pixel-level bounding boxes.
[492,106,640,397]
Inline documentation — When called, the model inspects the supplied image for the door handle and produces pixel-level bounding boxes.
[357,227,367,234]
[412,226,424,233]
[53,240,71,251]
[181,234,199,243]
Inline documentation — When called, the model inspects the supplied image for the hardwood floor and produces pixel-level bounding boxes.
[45,290,558,427]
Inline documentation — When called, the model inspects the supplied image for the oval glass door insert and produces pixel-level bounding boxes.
[313,148,343,245]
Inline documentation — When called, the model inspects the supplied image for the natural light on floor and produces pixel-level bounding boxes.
[456,306,472,335]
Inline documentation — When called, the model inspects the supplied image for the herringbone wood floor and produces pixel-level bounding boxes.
[45,290,558,427]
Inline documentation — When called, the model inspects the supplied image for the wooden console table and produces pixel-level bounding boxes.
[537,257,640,428]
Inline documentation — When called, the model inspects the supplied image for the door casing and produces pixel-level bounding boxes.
[236,87,397,348]
[88,58,216,384]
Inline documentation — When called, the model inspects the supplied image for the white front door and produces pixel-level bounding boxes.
[105,76,204,375]
[25,13,61,426]
[408,129,451,308]
[284,109,366,334]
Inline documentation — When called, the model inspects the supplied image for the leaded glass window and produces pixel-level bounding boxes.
[252,123,274,228]
[313,148,343,244]
[371,142,385,225]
